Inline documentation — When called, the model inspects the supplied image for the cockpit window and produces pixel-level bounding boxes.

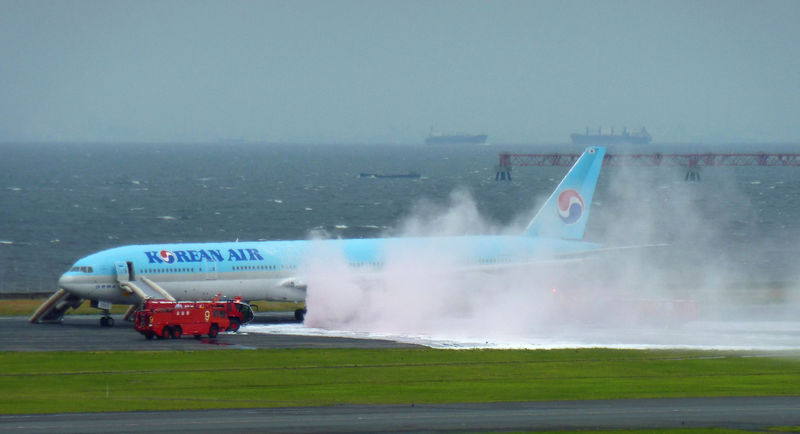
[69,266,94,273]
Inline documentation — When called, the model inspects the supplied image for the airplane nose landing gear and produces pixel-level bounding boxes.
[91,300,116,327]
[100,311,115,327]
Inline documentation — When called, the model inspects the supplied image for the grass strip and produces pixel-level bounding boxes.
[1,348,800,414]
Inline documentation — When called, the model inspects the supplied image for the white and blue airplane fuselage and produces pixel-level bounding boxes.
[58,236,602,304]
[35,147,606,325]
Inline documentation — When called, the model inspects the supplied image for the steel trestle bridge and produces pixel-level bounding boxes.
[496,152,800,181]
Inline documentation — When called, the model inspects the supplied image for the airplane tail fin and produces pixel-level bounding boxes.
[523,146,606,240]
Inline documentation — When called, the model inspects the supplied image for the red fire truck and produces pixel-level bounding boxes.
[134,295,254,340]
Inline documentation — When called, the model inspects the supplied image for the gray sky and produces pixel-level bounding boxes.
[1,0,798,144]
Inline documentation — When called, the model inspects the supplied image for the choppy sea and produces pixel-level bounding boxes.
[2,141,800,294]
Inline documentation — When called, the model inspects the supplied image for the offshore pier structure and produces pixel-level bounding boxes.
[495,151,800,181]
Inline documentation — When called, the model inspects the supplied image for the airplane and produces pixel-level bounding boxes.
[31,146,607,326]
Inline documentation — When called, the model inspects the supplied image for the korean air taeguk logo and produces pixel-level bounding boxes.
[159,250,177,264]
[557,189,584,224]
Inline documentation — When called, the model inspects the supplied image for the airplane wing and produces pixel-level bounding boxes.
[279,277,307,291]
[552,243,670,261]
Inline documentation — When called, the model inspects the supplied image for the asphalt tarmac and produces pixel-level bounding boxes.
[4,314,800,432]
[3,397,800,433]
[0,313,418,351]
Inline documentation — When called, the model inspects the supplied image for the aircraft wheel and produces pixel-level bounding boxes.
[228,318,240,332]
[172,326,182,339]
[162,326,172,339]
[208,324,218,338]
[100,317,107,327]
[294,308,306,321]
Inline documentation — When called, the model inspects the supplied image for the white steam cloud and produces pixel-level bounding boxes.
[280,167,800,350]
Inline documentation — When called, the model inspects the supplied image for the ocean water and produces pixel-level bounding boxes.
[2,141,800,294]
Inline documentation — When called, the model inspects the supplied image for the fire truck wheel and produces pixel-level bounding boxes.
[208,324,219,338]
[172,327,182,339]
[294,308,306,321]
[228,318,240,332]
[162,326,172,339]
[145,333,155,340]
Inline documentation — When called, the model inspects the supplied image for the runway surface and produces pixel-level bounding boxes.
[3,397,800,432]
[0,314,419,352]
[8,314,800,352]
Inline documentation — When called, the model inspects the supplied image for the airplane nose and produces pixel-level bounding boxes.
[58,273,75,289]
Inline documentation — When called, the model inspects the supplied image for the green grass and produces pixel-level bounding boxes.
[0,298,128,316]
[2,348,800,414]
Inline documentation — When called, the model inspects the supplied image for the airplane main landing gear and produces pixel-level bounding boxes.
[294,308,307,321]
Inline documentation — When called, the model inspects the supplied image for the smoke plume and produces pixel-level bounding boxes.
[299,166,800,349]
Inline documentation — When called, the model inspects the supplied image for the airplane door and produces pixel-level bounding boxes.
[114,262,129,283]
[204,262,218,280]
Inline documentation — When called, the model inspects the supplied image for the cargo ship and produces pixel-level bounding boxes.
[570,127,651,145]
[425,131,488,145]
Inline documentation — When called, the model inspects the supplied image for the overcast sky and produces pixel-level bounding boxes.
[1,0,798,144]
